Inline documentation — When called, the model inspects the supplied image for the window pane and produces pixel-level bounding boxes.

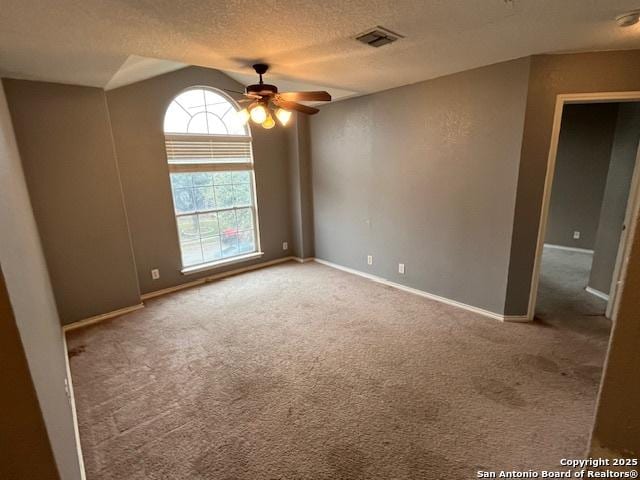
[233,183,252,207]
[237,230,255,254]
[192,172,213,186]
[164,102,190,134]
[177,215,199,243]
[206,98,232,118]
[208,103,231,118]
[181,240,203,267]
[173,187,195,214]
[177,215,202,267]
[178,89,207,116]
[221,229,239,258]
[171,173,193,189]
[218,210,236,232]
[188,112,209,134]
[236,208,253,230]
[231,171,251,184]
[205,113,227,135]
[198,213,219,237]
[164,88,248,136]
[203,89,227,106]
[224,110,248,136]
[202,235,222,262]
[194,186,215,211]
[214,185,235,209]
[213,171,233,185]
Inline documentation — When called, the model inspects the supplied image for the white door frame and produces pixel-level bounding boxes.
[607,143,640,319]
[526,91,640,321]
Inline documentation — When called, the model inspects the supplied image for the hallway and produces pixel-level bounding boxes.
[535,246,611,343]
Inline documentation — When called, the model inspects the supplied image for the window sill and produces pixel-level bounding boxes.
[181,251,265,275]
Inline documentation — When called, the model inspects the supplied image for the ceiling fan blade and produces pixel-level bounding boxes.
[221,88,246,95]
[273,97,320,115]
[221,87,263,101]
[277,91,331,102]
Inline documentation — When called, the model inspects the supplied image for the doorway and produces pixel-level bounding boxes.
[529,94,640,329]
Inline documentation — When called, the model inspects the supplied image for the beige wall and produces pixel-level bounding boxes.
[504,50,640,315]
[309,57,530,314]
[0,81,82,478]
[105,67,292,294]
[3,79,141,325]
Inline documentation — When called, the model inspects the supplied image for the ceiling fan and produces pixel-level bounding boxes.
[231,63,332,129]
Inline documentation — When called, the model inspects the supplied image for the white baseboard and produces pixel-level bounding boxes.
[544,243,594,254]
[67,257,299,331]
[502,315,532,323]
[62,303,145,332]
[141,255,297,301]
[61,332,87,480]
[585,286,610,301]
[292,256,315,263]
[312,258,527,323]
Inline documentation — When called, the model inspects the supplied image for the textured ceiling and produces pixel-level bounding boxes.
[1,0,640,97]
[104,55,186,90]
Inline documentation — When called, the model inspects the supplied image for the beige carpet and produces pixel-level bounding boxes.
[67,260,610,479]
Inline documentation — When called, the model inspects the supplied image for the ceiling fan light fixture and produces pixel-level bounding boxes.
[275,108,292,126]
[249,104,267,124]
[225,64,330,129]
[262,114,276,129]
[236,108,250,125]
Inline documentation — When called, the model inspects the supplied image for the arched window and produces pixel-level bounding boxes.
[164,87,260,271]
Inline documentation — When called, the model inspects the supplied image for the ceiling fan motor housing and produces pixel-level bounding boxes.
[246,83,278,97]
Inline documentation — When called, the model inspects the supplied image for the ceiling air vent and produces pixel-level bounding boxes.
[355,26,403,48]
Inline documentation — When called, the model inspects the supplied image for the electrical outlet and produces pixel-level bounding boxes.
[398,263,405,274]
[282,241,288,250]
[151,268,160,280]
[367,255,373,265]
[573,231,581,240]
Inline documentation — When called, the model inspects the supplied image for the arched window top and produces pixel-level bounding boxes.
[164,87,248,136]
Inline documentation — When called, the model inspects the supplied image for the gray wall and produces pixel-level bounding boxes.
[589,103,640,294]
[310,58,530,314]
[106,67,292,295]
[0,81,82,478]
[288,115,315,259]
[504,50,640,315]
[545,103,618,250]
[3,79,141,325]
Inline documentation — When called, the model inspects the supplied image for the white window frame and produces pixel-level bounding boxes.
[163,86,262,274]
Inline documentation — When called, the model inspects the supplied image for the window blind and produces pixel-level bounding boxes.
[165,134,252,165]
